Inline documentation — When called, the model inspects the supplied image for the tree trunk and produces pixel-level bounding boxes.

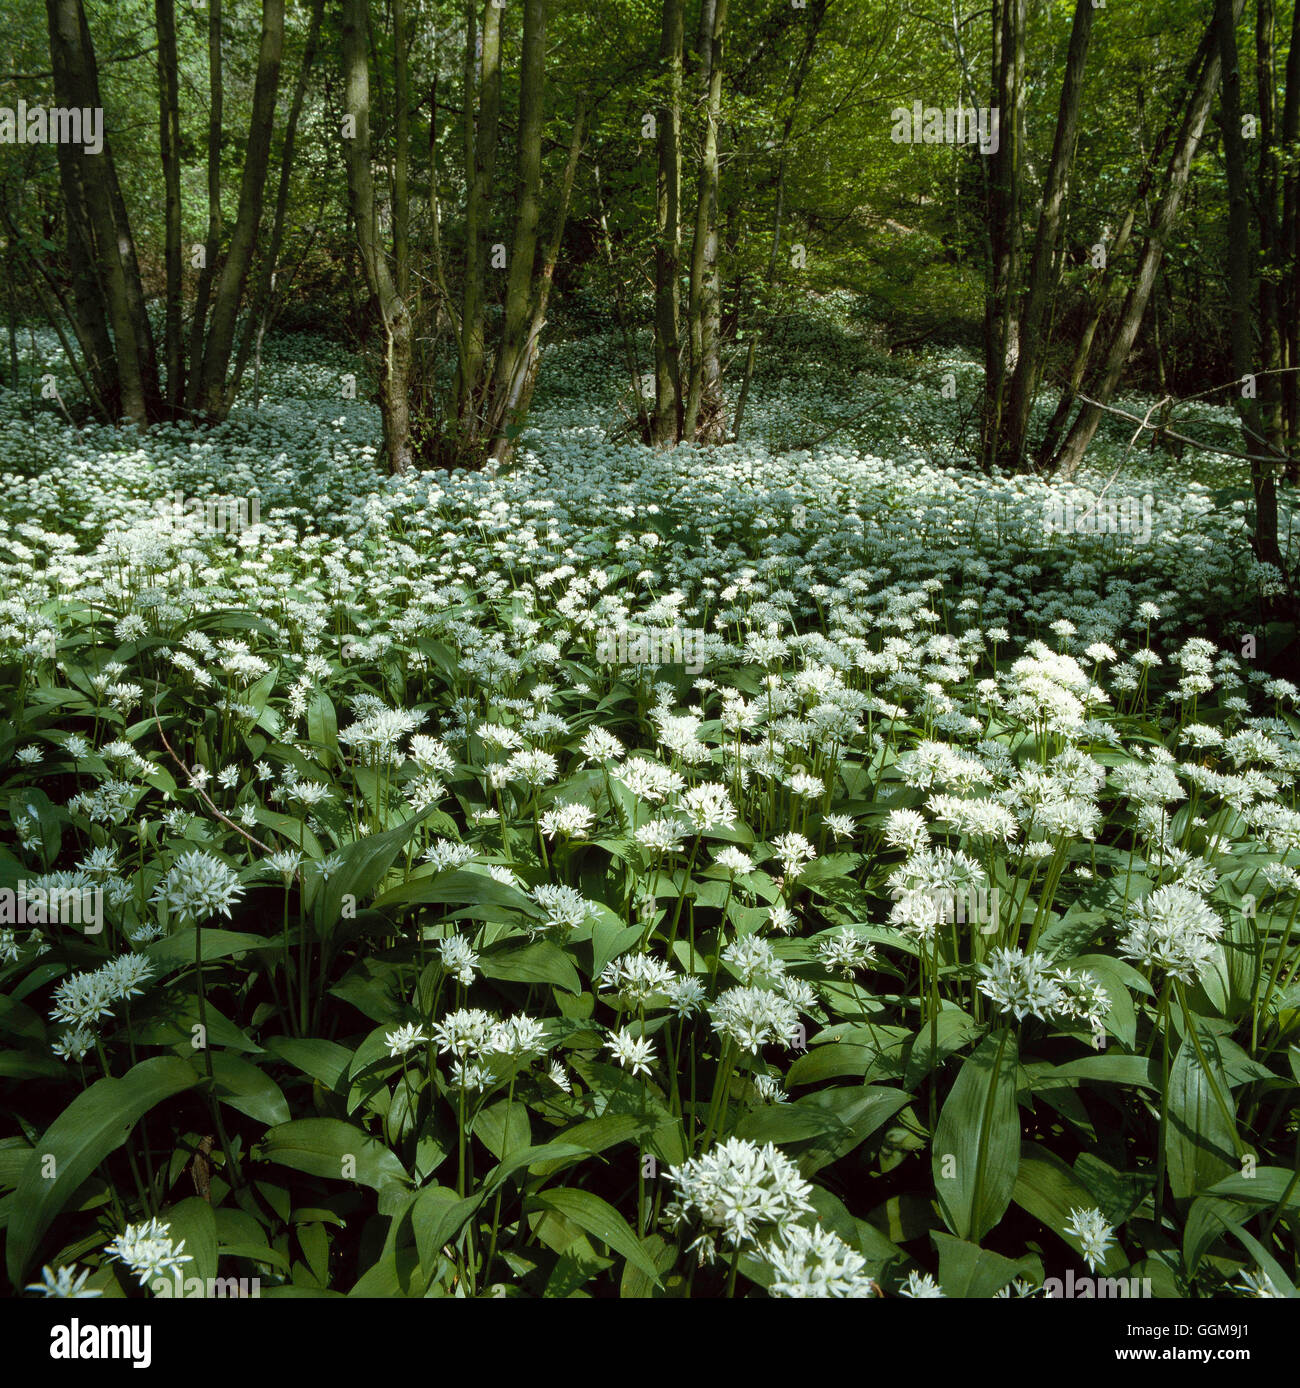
[457,0,502,435]
[230,0,325,401]
[1217,0,1281,570]
[732,0,826,444]
[342,0,412,474]
[1254,0,1284,455]
[1036,23,1217,468]
[489,97,586,460]
[652,0,684,446]
[981,0,1026,468]
[195,0,285,419]
[1051,7,1235,479]
[393,0,410,304]
[997,0,1094,469]
[684,0,728,442]
[1277,0,1300,468]
[155,0,183,409]
[491,0,547,425]
[186,0,224,412]
[46,0,148,422]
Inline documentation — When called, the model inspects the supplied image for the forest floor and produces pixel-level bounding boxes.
[1,322,1297,1299]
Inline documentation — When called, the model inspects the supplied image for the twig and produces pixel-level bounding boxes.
[1076,392,1290,467]
[151,699,276,857]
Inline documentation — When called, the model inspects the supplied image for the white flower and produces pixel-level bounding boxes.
[431,1008,496,1057]
[715,846,754,875]
[1118,884,1223,984]
[25,1264,102,1298]
[1064,1206,1115,1272]
[680,783,736,833]
[151,849,244,924]
[977,948,1066,1022]
[817,928,876,978]
[538,802,597,839]
[898,1270,946,1298]
[764,1224,877,1298]
[386,1022,428,1057]
[528,884,599,938]
[489,1014,547,1059]
[105,1218,193,1285]
[770,831,816,880]
[664,1138,815,1262]
[438,934,480,985]
[710,985,800,1054]
[606,1027,656,1077]
[722,934,785,985]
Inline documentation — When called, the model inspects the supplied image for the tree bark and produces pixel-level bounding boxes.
[732,0,826,444]
[488,96,586,460]
[652,0,684,445]
[457,0,502,434]
[997,0,1094,470]
[154,0,183,408]
[186,0,224,412]
[1217,0,1281,569]
[981,0,1026,468]
[1277,0,1300,466]
[491,0,547,425]
[195,0,285,419]
[1051,7,1236,479]
[46,0,148,422]
[684,0,728,442]
[342,0,412,473]
[230,0,325,401]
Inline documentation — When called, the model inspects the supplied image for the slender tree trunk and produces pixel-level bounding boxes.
[155,0,183,408]
[1217,0,1281,569]
[593,154,651,442]
[230,0,325,400]
[393,0,410,304]
[195,0,285,419]
[491,0,546,425]
[732,0,826,443]
[652,0,684,445]
[46,0,147,422]
[489,97,586,460]
[684,0,728,442]
[1052,7,1235,479]
[457,0,502,434]
[342,0,412,473]
[1035,24,1217,467]
[998,0,1093,469]
[1277,0,1300,468]
[186,0,223,411]
[981,0,1026,467]
[1255,0,1284,453]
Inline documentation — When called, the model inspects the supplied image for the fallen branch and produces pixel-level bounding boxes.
[151,699,276,859]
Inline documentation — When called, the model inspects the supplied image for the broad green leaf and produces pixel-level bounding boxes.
[257,1118,410,1193]
[144,929,269,974]
[526,1188,661,1286]
[1167,1030,1239,1199]
[933,1231,1041,1298]
[202,1053,291,1127]
[479,939,582,994]
[161,1196,219,1284]
[933,1027,1020,1243]
[1012,1148,1126,1274]
[7,1055,199,1283]
[411,1184,480,1277]
[316,807,434,936]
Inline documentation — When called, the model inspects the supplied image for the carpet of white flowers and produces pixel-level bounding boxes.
[2,327,1299,1299]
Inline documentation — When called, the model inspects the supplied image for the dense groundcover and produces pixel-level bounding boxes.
[2,331,1299,1300]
